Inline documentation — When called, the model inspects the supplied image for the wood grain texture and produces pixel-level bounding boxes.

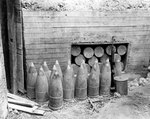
[0,1,8,117]
[23,10,150,75]
[15,2,24,93]
[22,10,150,17]
[7,0,18,94]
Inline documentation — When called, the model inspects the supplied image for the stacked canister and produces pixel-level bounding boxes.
[26,43,128,110]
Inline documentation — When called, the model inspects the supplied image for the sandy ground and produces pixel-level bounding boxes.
[7,84,150,119]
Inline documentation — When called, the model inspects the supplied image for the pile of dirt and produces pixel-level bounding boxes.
[21,0,150,11]
[7,87,150,119]
[7,96,113,119]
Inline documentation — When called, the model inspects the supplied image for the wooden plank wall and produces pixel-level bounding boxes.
[23,10,150,75]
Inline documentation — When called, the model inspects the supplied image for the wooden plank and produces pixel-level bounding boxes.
[129,58,149,63]
[25,38,106,44]
[23,16,150,23]
[26,59,68,64]
[0,0,8,118]
[15,2,24,93]
[24,38,71,45]
[23,21,150,28]
[23,35,150,44]
[26,57,69,62]
[70,36,150,45]
[129,51,149,57]
[8,98,33,107]
[23,32,150,42]
[32,109,45,116]
[7,93,39,106]
[24,26,150,33]
[25,43,70,49]
[7,0,18,94]
[8,103,42,114]
[26,53,68,59]
[127,64,148,71]
[131,44,150,50]
[23,35,146,42]
[131,48,150,53]
[26,48,69,55]
[23,31,150,39]
[129,60,149,65]
[22,10,150,17]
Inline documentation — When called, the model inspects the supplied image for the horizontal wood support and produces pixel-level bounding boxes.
[24,26,150,33]
[23,10,150,17]
[23,22,150,28]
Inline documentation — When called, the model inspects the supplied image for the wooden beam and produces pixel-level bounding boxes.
[8,103,38,113]
[15,0,25,93]
[8,98,33,107]
[6,0,18,94]
[8,103,45,115]
[7,92,39,106]
[0,0,8,118]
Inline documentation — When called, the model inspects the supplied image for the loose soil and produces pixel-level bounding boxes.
[7,84,150,119]
[21,0,150,11]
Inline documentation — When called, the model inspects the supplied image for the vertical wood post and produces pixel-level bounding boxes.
[15,0,24,93]
[0,1,8,118]
[6,0,18,94]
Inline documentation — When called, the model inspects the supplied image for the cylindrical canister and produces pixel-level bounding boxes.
[100,59,111,95]
[117,45,127,56]
[114,74,128,95]
[63,60,74,101]
[35,67,48,103]
[27,62,37,99]
[88,60,100,98]
[49,65,63,110]
[83,47,94,58]
[71,46,81,56]
[75,60,87,100]
[94,46,104,58]
[106,45,116,55]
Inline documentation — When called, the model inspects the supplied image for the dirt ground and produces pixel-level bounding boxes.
[7,83,150,119]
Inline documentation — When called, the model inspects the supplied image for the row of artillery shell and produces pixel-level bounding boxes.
[27,59,123,110]
[71,45,127,58]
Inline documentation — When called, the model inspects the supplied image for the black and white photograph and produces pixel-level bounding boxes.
[0,0,150,119]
